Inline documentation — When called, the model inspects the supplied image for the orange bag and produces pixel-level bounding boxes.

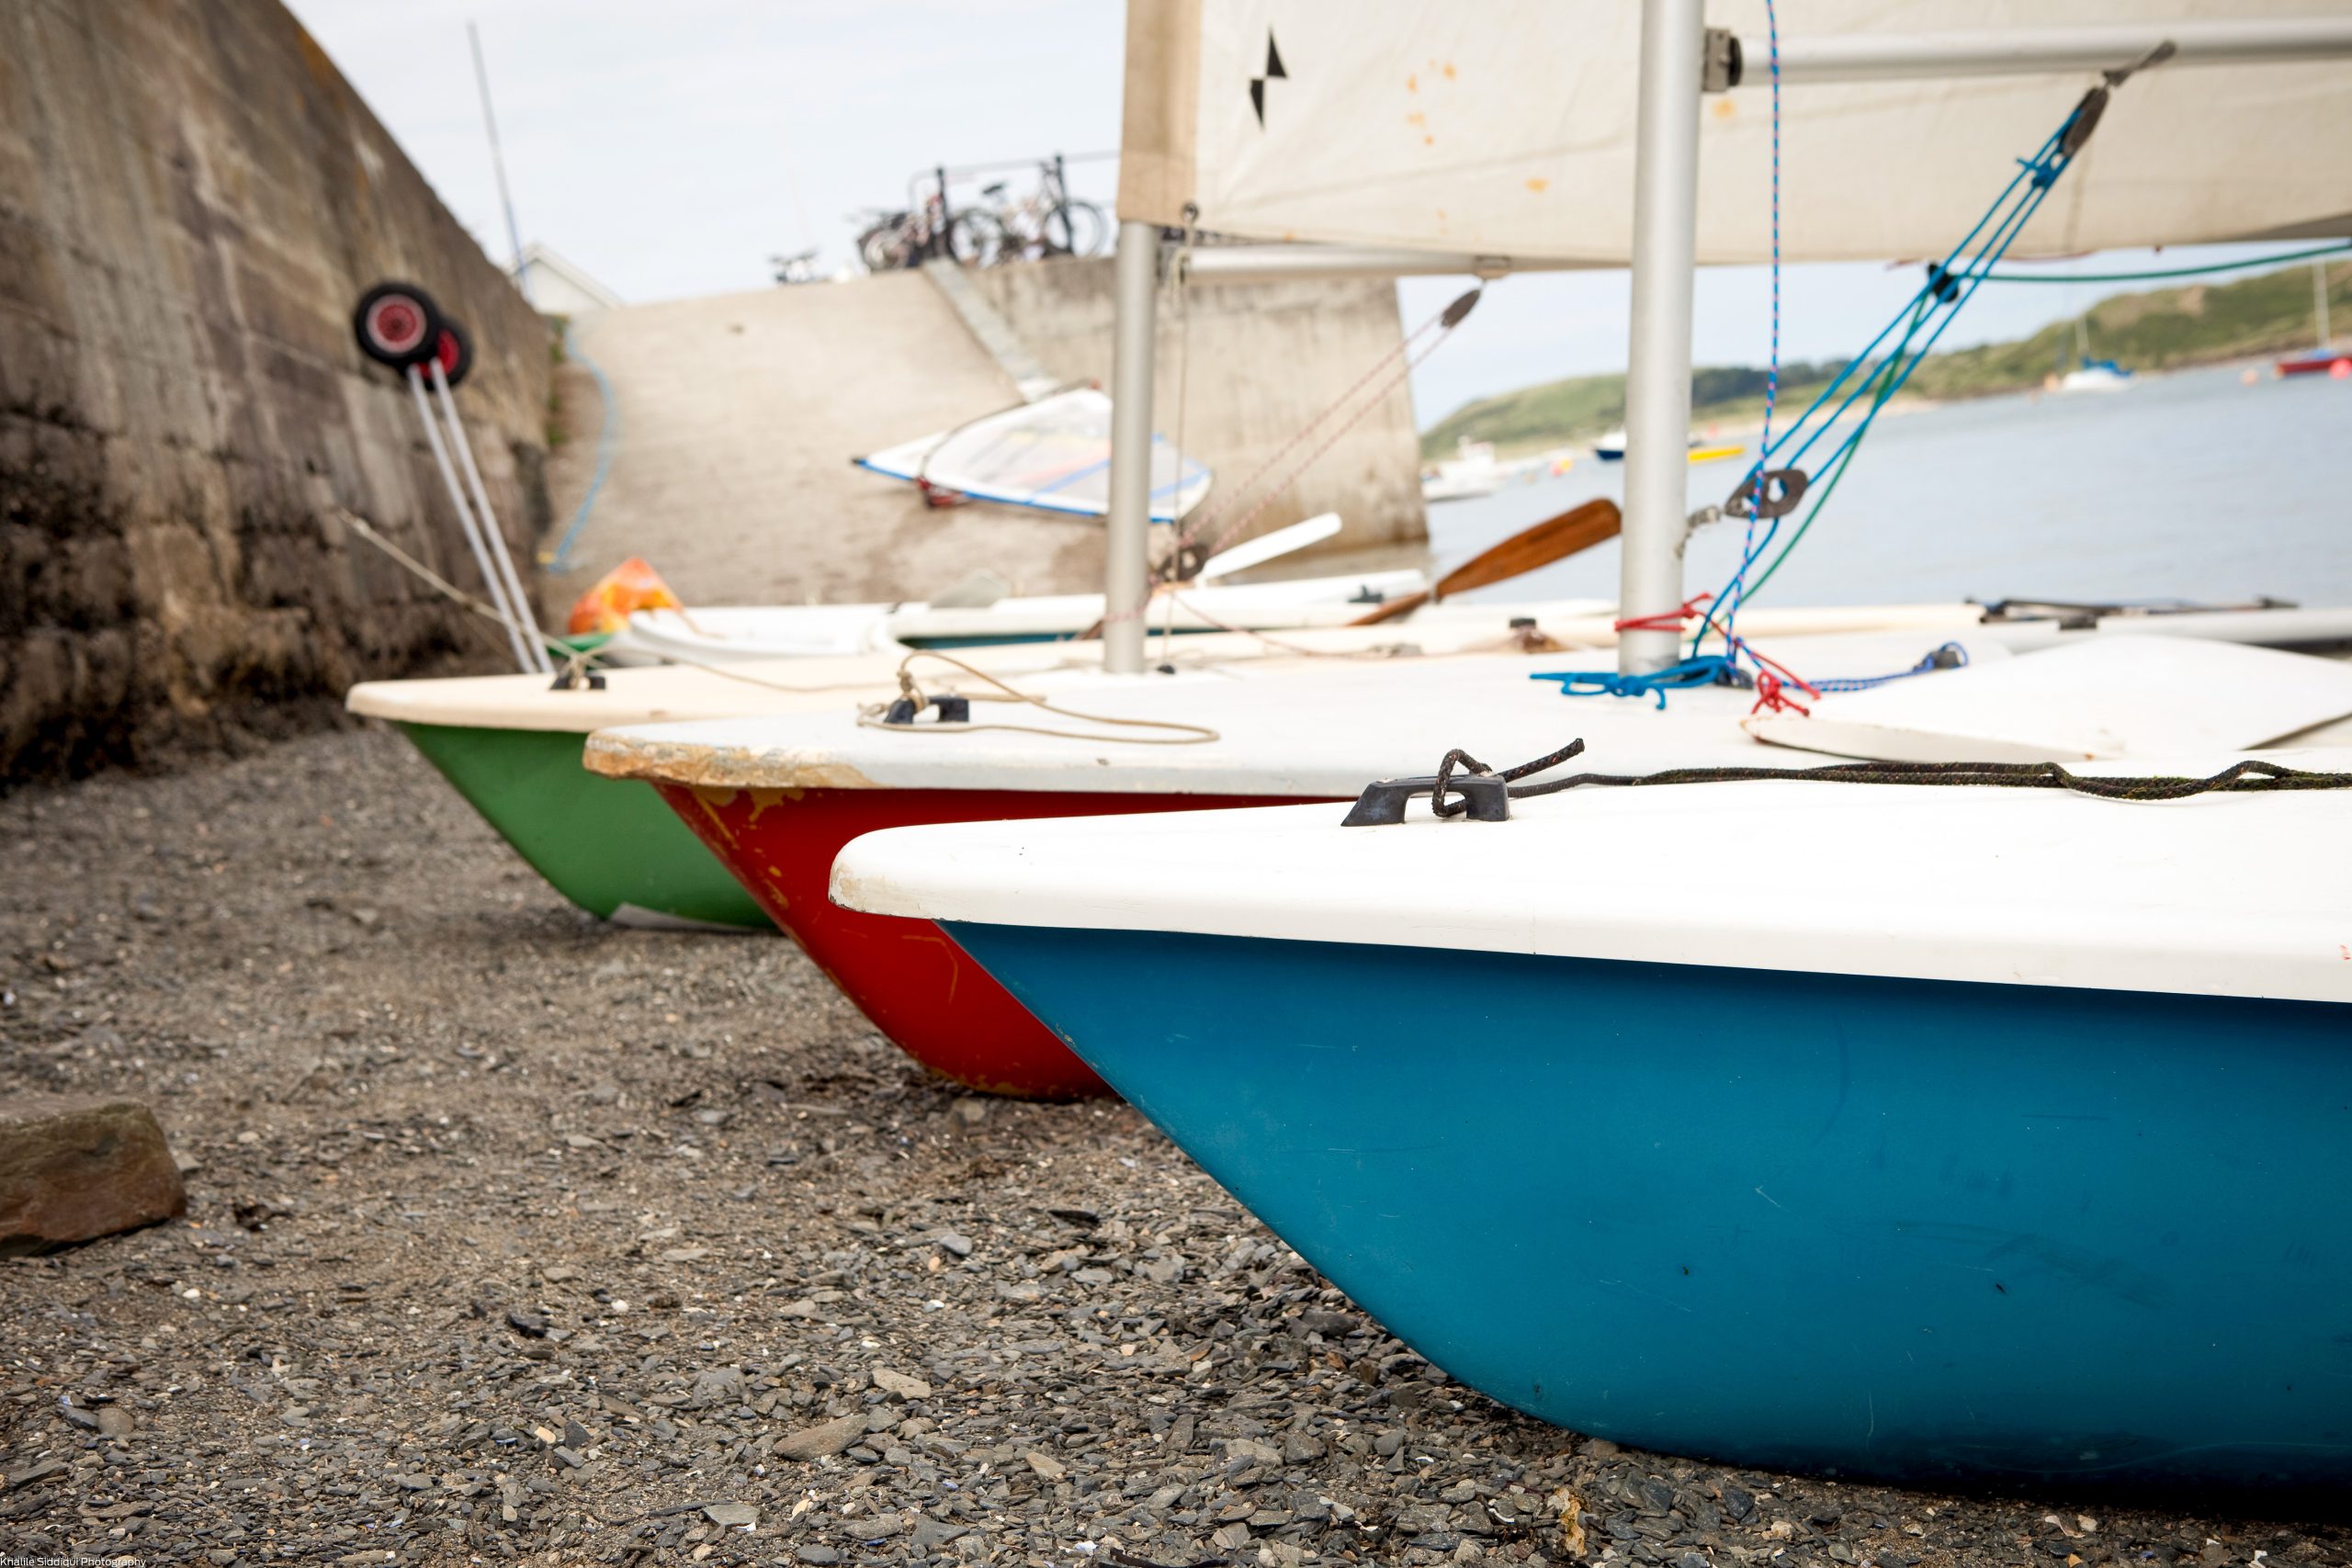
[567,558,682,636]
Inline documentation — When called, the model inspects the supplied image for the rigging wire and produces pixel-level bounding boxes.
[1981,242,2350,286]
[1115,280,1486,634]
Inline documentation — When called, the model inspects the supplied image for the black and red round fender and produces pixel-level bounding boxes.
[428,318,472,388]
[351,281,442,369]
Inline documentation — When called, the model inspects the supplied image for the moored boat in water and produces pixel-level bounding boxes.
[1420,438,1508,503]
[2276,350,2352,376]
[1593,431,1741,463]
[2057,355,2134,392]
[2277,256,2346,376]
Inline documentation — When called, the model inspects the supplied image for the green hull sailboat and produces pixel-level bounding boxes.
[393,718,769,930]
[342,657,951,930]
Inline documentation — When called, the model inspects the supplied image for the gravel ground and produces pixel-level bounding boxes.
[1,728,2344,1568]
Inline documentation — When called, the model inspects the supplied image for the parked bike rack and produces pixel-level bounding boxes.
[857,152,1116,274]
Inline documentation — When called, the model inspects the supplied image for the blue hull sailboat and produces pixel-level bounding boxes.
[831,762,2352,1497]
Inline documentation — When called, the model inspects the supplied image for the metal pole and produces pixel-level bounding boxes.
[1102,219,1158,675]
[1182,244,1541,284]
[468,22,527,291]
[2318,258,2334,348]
[408,367,536,672]
[1754,17,2352,84]
[430,359,549,671]
[1617,0,1706,677]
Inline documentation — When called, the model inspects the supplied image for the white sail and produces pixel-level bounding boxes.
[1120,0,2352,265]
[855,388,1212,523]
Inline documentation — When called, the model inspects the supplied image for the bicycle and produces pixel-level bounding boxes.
[771,247,825,285]
[947,161,1107,266]
[854,185,954,273]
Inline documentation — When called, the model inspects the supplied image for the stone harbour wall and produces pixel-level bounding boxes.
[0,0,552,783]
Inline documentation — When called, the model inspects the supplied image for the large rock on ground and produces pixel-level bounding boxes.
[0,1096,187,1255]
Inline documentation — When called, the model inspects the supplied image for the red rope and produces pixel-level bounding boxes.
[1749,669,1812,716]
[1613,593,1713,634]
[1741,643,1820,716]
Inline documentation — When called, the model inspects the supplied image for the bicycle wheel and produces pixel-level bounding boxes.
[1046,200,1109,258]
[947,210,1007,267]
[859,220,904,273]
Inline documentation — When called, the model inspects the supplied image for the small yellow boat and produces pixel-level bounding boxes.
[1595,432,1743,464]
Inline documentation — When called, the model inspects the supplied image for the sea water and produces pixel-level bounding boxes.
[1430,362,2352,613]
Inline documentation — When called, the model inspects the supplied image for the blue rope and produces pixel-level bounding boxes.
[1722,0,1781,659]
[1807,642,1969,694]
[1528,641,1970,712]
[545,318,620,575]
[1528,656,1741,711]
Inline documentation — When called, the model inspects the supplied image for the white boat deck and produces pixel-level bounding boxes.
[344,600,1615,733]
[354,602,1991,736]
[584,630,2017,795]
[831,747,2352,1006]
[1748,636,2352,762]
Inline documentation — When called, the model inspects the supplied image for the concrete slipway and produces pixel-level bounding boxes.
[539,259,1428,610]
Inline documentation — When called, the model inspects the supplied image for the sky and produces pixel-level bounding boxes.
[288,1,2324,429]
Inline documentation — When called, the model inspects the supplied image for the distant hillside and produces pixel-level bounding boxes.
[1421,256,2347,459]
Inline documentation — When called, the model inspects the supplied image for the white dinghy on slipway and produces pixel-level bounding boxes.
[604,513,1423,662]
[854,387,1211,522]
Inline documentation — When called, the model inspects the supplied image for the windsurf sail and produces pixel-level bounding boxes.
[855,387,1212,523]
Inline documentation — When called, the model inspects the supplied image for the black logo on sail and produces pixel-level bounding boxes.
[1249,30,1287,128]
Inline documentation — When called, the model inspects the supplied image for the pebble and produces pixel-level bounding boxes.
[870,1367,931,1399]
[776,1412,869,1461]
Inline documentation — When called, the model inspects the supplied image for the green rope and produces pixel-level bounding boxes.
[1698,298,1924,634]
[1732,440,1857,610]
[1983,242,2349,286]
